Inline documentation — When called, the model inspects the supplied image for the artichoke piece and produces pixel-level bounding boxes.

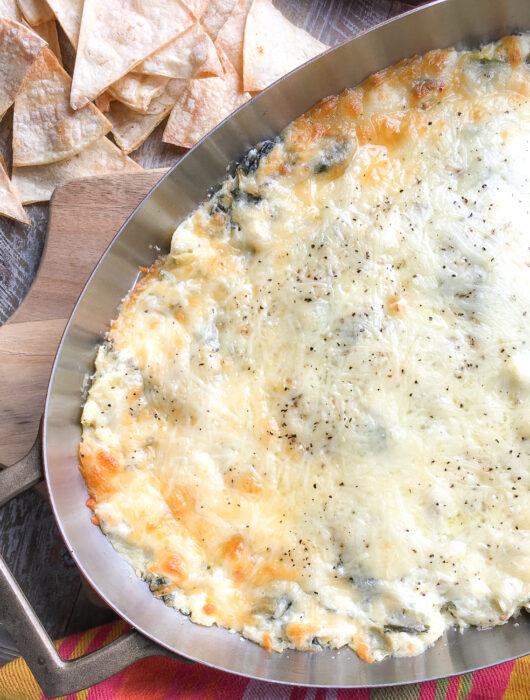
[384,623,429,634]
[252,595,292,619]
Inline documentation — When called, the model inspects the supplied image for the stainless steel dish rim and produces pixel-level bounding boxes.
[43,0,530,687]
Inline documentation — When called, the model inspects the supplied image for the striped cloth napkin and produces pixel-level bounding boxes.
[0,620,528,699]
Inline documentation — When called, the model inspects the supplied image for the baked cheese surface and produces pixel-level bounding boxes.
[80,35,530,661]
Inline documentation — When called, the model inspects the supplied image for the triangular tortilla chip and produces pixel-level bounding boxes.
[108,72,168,113]
[243,0,328,91]
[216,0,251,76]
[47,0,170,112]
[45,0,81,47]
[95,92,112,113]
[0,153,30,223]
[12,136,142,203]
[163,50,249,149]
[13,47,112,166]
[137,23,223,80]
[0,0,22,21]
[30,18,61,63]
[16,0,53,25]
[109,79,186,153]
[201,0,237,40]
[70,0,195,109]
[0,16,46,119]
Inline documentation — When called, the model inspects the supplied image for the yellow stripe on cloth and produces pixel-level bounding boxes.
[0,654,42,700]
[456,672,474,699]
[503,656,530,699]
[0,621,130,700]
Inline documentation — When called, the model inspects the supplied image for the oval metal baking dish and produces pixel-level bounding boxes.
[1,0,529,694]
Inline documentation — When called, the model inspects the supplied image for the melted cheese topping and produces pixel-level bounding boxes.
[80,35,530,661]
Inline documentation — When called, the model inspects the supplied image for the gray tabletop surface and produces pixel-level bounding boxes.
[0,0,417,667]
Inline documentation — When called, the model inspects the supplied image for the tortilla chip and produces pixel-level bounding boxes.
[13,47,112,166]
[45,0,81,47]
[243,0,328,92]
[137,23,223,80]
[31,18,61,63]
[163,50,249,149]
[201,0,237,40]
[109,79,186,153]
[0,153,30,223]
[12,135,142,203]
[186,0,209,20]
[48,0,171,112]
[216,0,251,76]
[16,0,53,25]
[95,92,112,113]
[0,0,22,21]
[0,17,46,119]
[108,72,168,113]
[70,0,194,109]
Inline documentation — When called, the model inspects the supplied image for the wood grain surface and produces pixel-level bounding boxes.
[0,0,422,667]
[0,170,167,467]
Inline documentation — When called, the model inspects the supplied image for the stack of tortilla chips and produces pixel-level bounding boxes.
[0,0,328,224]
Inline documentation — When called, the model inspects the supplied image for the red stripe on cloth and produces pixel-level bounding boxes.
[162,660,200,700]
[337,689,370,699]
[164,658,205,700]
[418,680,437,700]
[162,659,249,699]
[58,631,84,660]
[446,674,461,700]
[87,666,129,700]
[289,688,308,700]
[168,664,218,700]
[466,660,515,699]
[112,657,181,700]
[84,622,121,657]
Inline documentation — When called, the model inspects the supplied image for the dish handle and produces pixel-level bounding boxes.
[0,430,191,699]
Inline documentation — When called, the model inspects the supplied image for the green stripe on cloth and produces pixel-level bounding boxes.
[371,684,421,700]
[435,676,449,700]
[457,672,474,699]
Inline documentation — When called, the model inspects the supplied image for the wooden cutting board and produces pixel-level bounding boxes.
[0,169,168,466]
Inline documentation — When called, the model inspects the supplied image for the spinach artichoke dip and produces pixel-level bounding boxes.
[80,35,530,662]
